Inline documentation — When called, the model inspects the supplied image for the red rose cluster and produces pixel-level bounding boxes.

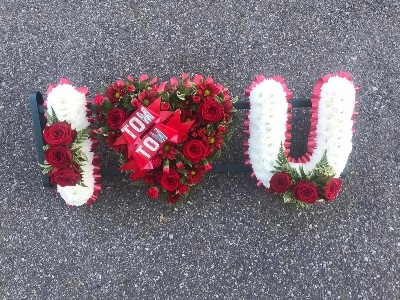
[269,171,342,203]
[93,73,236,205]
[42,122,82,187]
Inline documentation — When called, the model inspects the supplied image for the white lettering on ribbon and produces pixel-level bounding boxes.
[120,124,137,139]
[137,106,155,124]
[150,128,167,143]
[129,117,145,132]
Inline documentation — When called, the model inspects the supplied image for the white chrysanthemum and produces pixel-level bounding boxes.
[46,81,99,206]
[248,79,288,187]
[57,139,95,206]
[47,84,90,130]
[289,76,356,176]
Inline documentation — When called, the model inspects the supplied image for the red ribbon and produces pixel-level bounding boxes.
[113,98,194,177]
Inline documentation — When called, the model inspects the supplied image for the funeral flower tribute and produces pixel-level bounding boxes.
[40,78,101,206]
[93,74,236,205]
[244,72,358,209]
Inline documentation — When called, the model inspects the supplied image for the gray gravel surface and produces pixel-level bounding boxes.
[1,0,399,299]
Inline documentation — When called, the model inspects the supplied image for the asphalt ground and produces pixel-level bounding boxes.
[0,1,399,299]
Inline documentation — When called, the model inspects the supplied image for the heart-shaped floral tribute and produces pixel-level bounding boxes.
[93,74,236,205]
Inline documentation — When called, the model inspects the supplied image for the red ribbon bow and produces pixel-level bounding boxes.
[113,98,194,179]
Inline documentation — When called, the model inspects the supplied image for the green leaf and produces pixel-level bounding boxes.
[215,95,224,104]
[208,150,221,162]
[231,96,239,103]
[299,166,307,179]
[283,193,310,210]
[45,107,59,124]
[176,91,186,100]
[74,128,90,145]
[77,181,88,188]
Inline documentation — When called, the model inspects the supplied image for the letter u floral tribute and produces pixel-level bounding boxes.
[93,74,236,206]
[244,72,358,209]
[40,78,101,206]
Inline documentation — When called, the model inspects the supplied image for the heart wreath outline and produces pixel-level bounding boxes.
[244,72,358,208]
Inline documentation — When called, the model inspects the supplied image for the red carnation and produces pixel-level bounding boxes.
[43,122,76,146]
[147,187,159,199]
[182,140,209,163]
[49,165,81,187]
[127,85,135,93]
[176,161,184,169]
[150,156,162,168]
[45,145,73,168]
[177,185,189,195]
[160,171,180,192]
[93,94,104,105]
[324,178,342,201]
[269,172,292,193]
[142,174,156,185]
[167,193,181,205]
[192,95,201,103]
[293,180,319,204]
[161,102,170,110]
[222,97,234,120]
[106,108,126,130]
[197,100,223,123]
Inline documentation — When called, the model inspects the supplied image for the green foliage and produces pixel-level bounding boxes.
[45,108,59,124]
[272,145,337,209]
[208,150,221,162]
[283,193,310,210]
[176,91,186,100]
[309,150,335,184]
[231,96,239,103]
[38,163,52,174]
[176,153,192,168]
[73,128,90,146]
[77,181,88,188]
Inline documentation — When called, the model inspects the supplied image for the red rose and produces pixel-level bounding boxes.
[106,108,126,130]
[293,180,319,204]
[147,187,159,199]
[49,165,81,187]
[197,100,223,123]
[43,122,76,146]
[45,145,73,168]
[182,140,209,163]
[324,178,342,201]
[269,172,292,193]
[160,171,180,192]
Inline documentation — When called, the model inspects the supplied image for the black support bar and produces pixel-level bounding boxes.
[29,92,346,187]
[29,92,50,187]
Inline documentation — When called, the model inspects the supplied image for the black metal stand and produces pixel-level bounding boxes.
[29,92,347,187]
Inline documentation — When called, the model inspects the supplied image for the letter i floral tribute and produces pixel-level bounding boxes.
[93,74,236,205]
[40,78,101,206]
[244,72,358,209]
